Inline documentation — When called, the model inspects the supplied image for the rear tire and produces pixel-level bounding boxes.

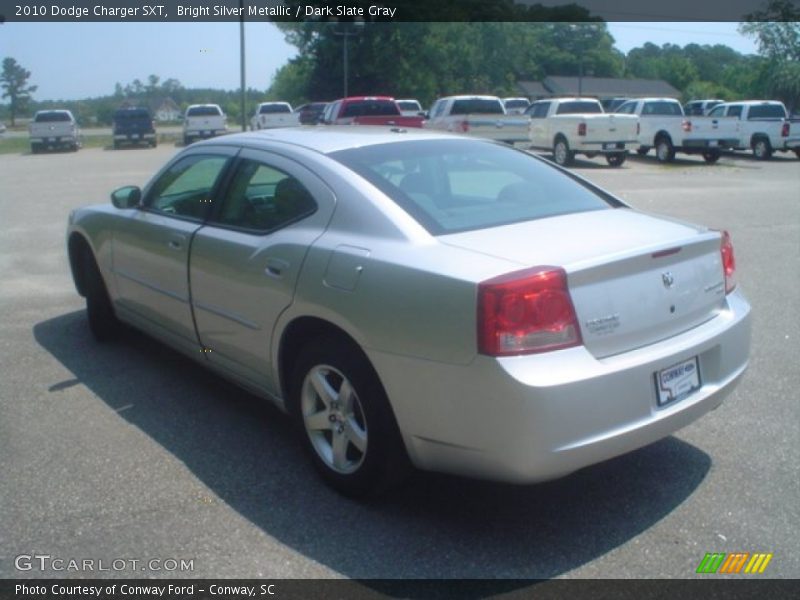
[605,152,626,167]
[702,150,721,164]
[552,137,574,167]
[655,137,675,163]
[290,336,409,498]
[82,247,121,342]
[30,143,40,154]
[752,138,772,160]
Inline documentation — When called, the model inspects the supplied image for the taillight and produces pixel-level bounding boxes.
[460,119,470,133]
[682,120,692,132]
[720,230,736,294]
[577,122,586,136]
[478,267,582,356]
[781,121,790,137]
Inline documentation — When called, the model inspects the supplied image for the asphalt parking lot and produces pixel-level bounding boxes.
[1,143,798,584]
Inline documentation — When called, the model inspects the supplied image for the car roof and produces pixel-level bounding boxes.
[715,100,783,106]
[198,126,474,155]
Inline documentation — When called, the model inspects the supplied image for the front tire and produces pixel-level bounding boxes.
[291,337,409,498]
[82,247,121,342]
[605,152,626,167]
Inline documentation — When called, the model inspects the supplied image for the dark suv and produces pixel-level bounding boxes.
[112,108,157,149]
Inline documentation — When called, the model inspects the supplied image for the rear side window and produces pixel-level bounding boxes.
[556,101,602,115]
[642,101,682,116]
[211,159,317,232]
[187,106,222,117]
[747,104,786,119]
[331,140,616,235]
[450,99,505,115]
[35,112,71,122]
[341,100,399,118]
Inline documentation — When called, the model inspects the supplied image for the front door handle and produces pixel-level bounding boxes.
[265,258,290,278]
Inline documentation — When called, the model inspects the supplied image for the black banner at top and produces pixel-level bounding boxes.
[2,0,798,23]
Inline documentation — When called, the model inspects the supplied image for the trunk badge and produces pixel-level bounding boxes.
[662,272,675,289]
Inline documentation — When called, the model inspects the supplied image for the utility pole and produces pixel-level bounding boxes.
[333,21,364,97]
[239,0,246,131]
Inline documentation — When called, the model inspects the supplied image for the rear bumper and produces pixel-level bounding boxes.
[680,138,738,150]
[370,289,751,484]
[113,132,156,141]
[185,129,227,139]
[576,141,636,153]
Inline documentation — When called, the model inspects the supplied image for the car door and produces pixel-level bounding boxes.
[112,147,236,352]
[189,148,336,394]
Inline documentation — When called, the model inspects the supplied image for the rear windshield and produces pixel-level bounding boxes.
[556,101,602,114]
[451,99,505,115]
[341,100,399,118]
[396,101,421,111]
[505,99,530,109]
[259,104,291,114]
[642,101,682,116]
[35,111,71,122]
[747,104,786,119]
[114,109,151,120]
[187,106,222,117]
[330,139,616,235]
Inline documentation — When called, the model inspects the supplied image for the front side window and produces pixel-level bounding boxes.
[146,155,229,220]
[727,105,744,118]
[331,139,617,235]
[211,160,317,232]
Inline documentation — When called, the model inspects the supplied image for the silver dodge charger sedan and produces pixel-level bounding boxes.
[67,127,751,496]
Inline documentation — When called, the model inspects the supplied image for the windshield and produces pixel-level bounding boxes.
[114,109,151,120]
[556,101,602,114]
[451,99,505,115]
[397,101,421,111]
[187,106,222,117]
[341,100,399,118]
[35,112,71,122]
[330,139,617,235]
[259,104,291,114]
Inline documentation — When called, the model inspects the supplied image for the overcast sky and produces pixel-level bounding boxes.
[0,22,758,101]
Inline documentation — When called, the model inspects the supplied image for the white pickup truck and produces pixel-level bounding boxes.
[183,104,227,145]
[615,98,738,163]
[250,102,297,130]
[29,109,80,153]
[707,100,800,160]
[526,97,638,167]
[424,95,530,144]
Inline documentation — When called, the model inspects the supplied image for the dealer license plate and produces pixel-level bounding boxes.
[655,356,700,406]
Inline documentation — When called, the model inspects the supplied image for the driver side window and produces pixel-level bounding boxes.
[146,154,229,220]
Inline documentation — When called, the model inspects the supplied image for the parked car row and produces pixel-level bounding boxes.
[27,96,800,163]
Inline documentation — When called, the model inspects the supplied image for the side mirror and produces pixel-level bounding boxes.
[111,186,141,209]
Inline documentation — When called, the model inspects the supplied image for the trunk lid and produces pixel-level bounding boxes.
[440,208,727,358]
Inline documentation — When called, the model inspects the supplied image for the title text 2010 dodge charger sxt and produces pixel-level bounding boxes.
[67,128,750,496]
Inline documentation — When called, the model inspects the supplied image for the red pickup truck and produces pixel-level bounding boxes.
[320,96,425,128]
